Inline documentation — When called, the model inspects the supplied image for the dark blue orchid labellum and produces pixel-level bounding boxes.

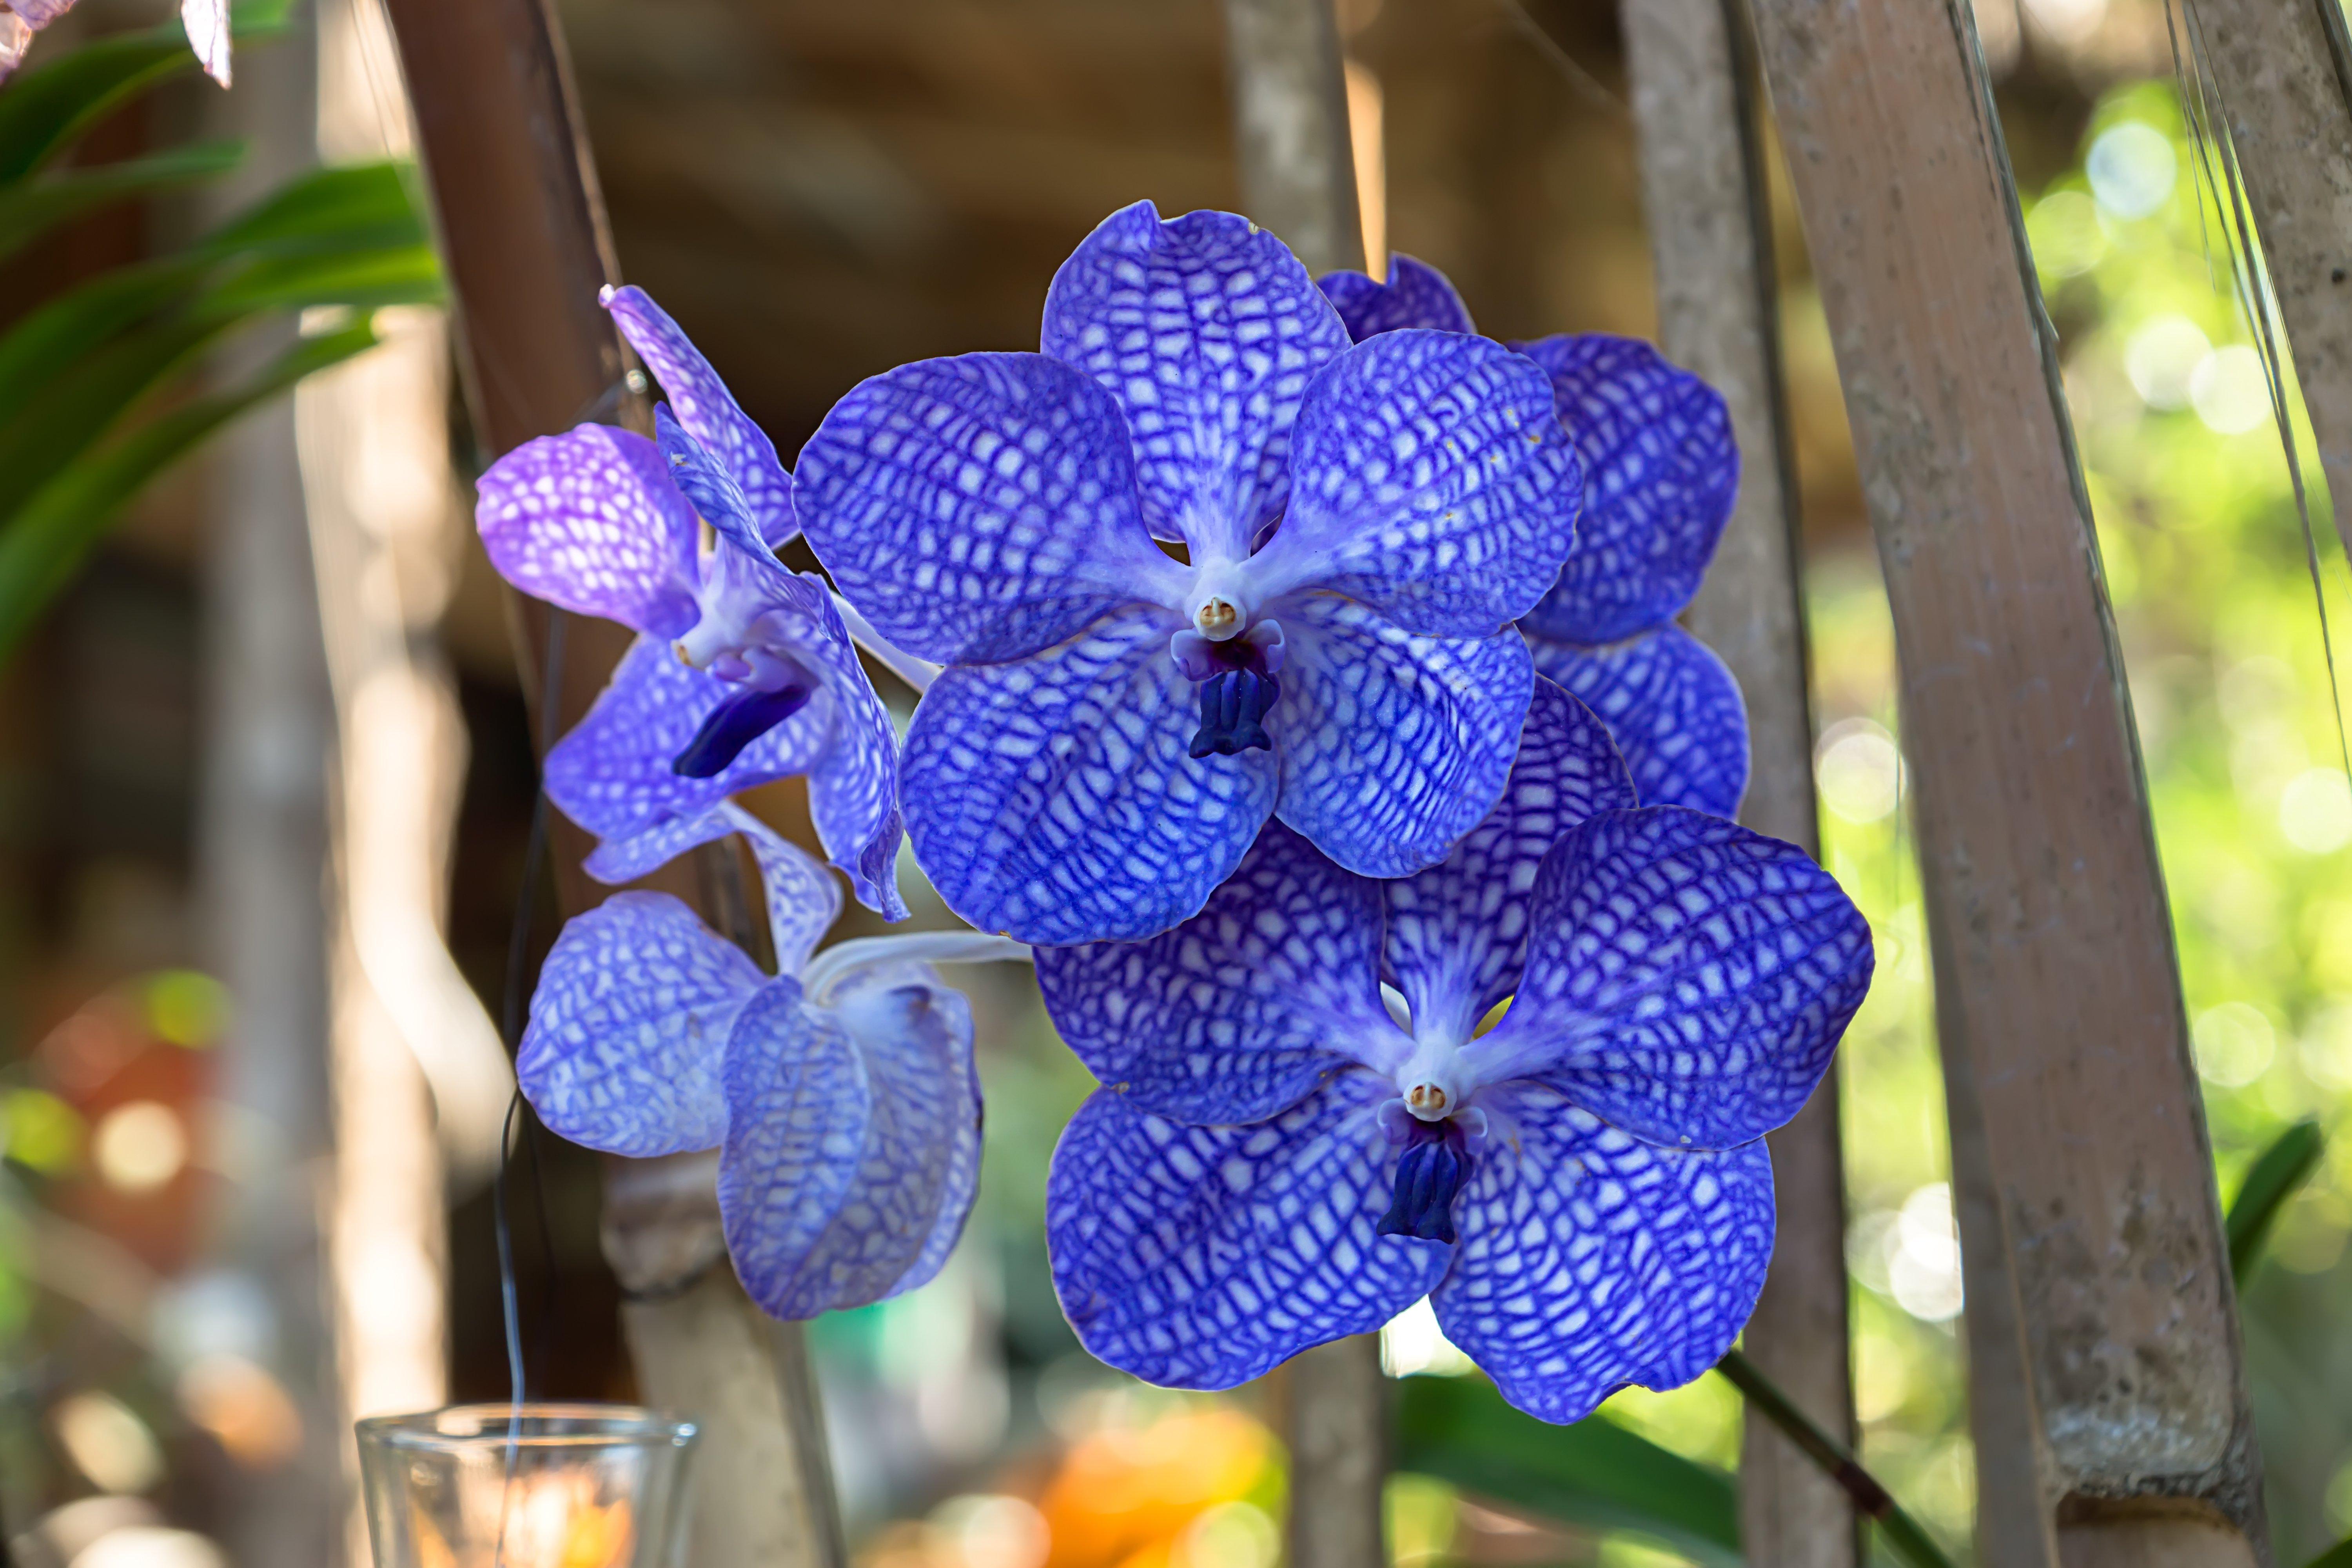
[673,678,817,778]
[1379,1119,1471,1243]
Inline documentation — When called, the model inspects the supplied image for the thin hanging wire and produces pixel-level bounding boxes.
[2170,0,2352,789]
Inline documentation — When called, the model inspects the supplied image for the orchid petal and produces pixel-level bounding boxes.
[718,972,981,1318]
[1517,335,1737,645]
[1034,822,1398,1125]
[1433,1083,1774,1425]
[1316,254,1475,341]
[1042,201,1352,559]
[604,285,796,547]
[583,800,842,979]
[1528,624,1749,817]
[1047,1076,1447,1390]
[653,403,772,567]
[789,587,907,920]
[797,351,1185,664]
[181,0,229,85]
[1271,595,1532,880]
[1250,330,1583,637]
[545,637,833,845]
[1383,681,1635,1042]
[475,425,701,639]
[1470,807,1872,1149]
[902,606,1276,944]
[517,891,760,1157]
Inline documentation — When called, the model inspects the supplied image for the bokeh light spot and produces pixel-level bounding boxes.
[92,1102,187,1194]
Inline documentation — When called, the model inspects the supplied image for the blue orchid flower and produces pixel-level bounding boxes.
[517,802,1026,1318]
[1035,681,1871,1423]
[1319,258,1751,819]
[793,202,1587,946]
[475,285,906,918]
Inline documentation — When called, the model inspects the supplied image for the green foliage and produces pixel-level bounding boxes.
[0,1,441,660]
[1389,1374,1742,1565]
[2229,1119,2326,1283]
[2306,1540,2352,1568]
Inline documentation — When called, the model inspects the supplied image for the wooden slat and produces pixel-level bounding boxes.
[2188,0,2352,562]
[1220,0,1363,276]
[1618,0,1856,1561]
[372,4,846,1565]
[1218,4,1385,1561]
[1740,0,2265,1555]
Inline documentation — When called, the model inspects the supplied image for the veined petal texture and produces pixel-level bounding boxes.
[1042,202,1351,560]
[798,589,908,921]
[1272,595,1532,880]
[518,891,762,1158]
[546,637,833,844]
[1383,681,1635,1042]
[1254,330,1583,637]
[1518,335,1737,645]
[1034,822,1397,1125]
[1528,625,1749,818]
[902,606,1276,945]
[476,425,701,639]
[1475,807,1873,1149]
[1047,1076,1446,1390]
[1433,1083,1774,1425]
[718,973,982,1318]
[581,800,843,979]
[604,285,797,547]
[1316,254,1477,341]
[796,351,1183,665]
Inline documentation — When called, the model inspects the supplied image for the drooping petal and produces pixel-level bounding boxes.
[717,972,981,1318]
[1271,595,1532,880]
[1041,202,1352,559]
[604,285,796,546]
[654,402,771,566]
[1316,254,1476,342]
[1047,1075,1448,1391]
[798,589,909,922]
[1033,822,1400,1125]
[544,636,834,845]
[1468,806,1873,1149]
[180,0,229,85]
[1433,1082,1774,1425]
[1516,335,1738,646]
[581,800,843,979]
[796,352,1186,666]
[475,425,701,638]
[1250,330,1583,637]
[902,606,1277,945]
[517,891,762,1157]
[1528,625,1749,818]
[1383,680,1635,1042]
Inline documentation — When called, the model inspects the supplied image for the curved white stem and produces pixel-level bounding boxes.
[800,931,1031,1003]
[830,590,941,694]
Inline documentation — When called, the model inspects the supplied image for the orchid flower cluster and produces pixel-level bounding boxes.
[486,202,1873,1426]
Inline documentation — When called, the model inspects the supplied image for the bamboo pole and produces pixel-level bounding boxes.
[1218,4,1385,1563]
[366,4,845,1565]
[2183,0,2352,562]
[1740,0,2267,1560]
[1617,0,1857,1561]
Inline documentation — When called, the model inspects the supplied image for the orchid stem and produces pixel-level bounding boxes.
[1713,1349,1955,1568]
[830,590,940,694]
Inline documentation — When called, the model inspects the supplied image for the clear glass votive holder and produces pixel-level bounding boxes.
[356,1403,699,1568]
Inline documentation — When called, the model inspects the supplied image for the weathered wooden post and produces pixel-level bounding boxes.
[2183,0,2352,561]
[368,3,845,1565]
[1216,4,1383,1563]
[1741,0,2268,1559]
[1617,0,1857,1561]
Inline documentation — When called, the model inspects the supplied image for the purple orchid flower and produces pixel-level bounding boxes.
[517,802,1026,1318]
[1,0,228,84]
[476,285,906,918]
[1320,257,1751,819]
[1036,681,1871,1423]
[793,202,1586,947]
